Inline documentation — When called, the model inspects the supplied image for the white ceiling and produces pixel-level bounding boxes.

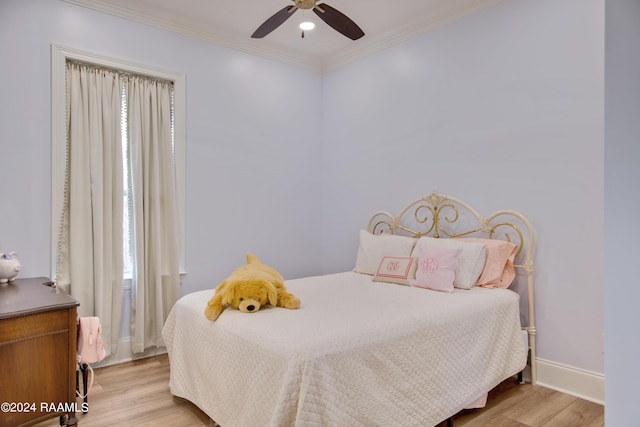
[64,0,505,72]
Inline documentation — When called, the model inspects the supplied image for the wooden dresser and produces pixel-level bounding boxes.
[0,277,79,427]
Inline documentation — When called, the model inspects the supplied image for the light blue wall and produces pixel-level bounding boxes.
[605,0,640,424]
[322,0,605,375]
[0,0,324,295]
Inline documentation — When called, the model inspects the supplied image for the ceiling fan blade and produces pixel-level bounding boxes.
[313,3,364,40]
[251,6,298,38]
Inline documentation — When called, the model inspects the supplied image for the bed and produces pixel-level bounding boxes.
[163,192,536,426]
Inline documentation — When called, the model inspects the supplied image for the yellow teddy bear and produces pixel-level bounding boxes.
[204,253,301,321]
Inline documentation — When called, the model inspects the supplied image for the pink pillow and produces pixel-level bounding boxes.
[461,238,517,288]
[410,245,462,293]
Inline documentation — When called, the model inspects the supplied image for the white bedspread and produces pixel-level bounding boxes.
[163,272,527,427]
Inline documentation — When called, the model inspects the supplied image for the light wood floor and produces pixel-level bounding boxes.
[33,354,604,427]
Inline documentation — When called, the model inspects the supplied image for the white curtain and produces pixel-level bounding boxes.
[58,61,124,356]
[58,62,180,356]
[127,76,180,353]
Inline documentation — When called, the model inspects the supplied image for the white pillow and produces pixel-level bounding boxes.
[354,230,416,275]
[412,236,487,289]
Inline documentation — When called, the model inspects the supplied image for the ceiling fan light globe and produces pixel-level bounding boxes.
[299,21,315,31]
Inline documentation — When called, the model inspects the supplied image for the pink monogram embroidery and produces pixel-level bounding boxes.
[386,261,400,272]
[420,257,439,272]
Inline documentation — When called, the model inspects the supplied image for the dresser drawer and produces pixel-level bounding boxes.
[0,309,70,342]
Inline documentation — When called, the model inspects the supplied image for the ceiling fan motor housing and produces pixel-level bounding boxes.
[294,0,316,10]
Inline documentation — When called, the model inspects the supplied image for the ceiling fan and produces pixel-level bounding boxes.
[251,0,365,40]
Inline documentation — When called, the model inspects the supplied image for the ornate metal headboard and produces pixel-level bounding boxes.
[367,191,537,384]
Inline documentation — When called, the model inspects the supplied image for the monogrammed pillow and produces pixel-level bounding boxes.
[373,256,417,286]
[412,237,486,289]
[410,245,462,293]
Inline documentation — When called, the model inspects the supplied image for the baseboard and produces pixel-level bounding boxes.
[535,358,605,405]
[92,337,167,369]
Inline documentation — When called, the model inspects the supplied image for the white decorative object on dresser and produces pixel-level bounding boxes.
[0,252,21,283]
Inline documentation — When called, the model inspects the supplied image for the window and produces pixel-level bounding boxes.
[51,45,186,356]
[51,44,186,280]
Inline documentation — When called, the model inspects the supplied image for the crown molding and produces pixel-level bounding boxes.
[63,0,324,72]
[321,0,506,72]
[64,0,504,74]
